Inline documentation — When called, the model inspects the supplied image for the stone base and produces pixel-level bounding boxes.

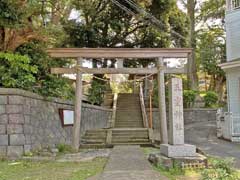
[149,153,208,169]
[160,144,196,157]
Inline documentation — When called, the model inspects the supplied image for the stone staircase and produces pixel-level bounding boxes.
[115,93,144,128]
[81,93,151,147]
[111,128,150,144]
[81,128,150,146]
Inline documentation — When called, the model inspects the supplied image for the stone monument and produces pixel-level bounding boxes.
[160,78,196,157]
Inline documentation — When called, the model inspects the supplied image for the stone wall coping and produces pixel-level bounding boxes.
[0,88,112,112]
[147,108,217,112]
[82,103,113,112]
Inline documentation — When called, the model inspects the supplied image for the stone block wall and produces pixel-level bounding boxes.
[149,108,217,142]
[0,88,112,158]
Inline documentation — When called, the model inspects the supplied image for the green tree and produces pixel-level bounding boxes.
[197,0,226,101]
[62,0,189,101]
[197,28,226,100]
[16,41,74,99]
[0,52,37,89]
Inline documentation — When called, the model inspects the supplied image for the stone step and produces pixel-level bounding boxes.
[104,94,114,98]
[115,119,142,122]
[81,139,106,144]
[115,120,143,122]
[80,144,113,149]
[118,93,139,96]
[111,141,151,145]
[112,138,149,142]
[83,135,106,139]
[112,131,148,135]
[116,112,142,116]
[116,106,141,109]
[85,130,107,134]
[118,100,139,102]
[116,115,142,117]
[117,106,140,108]
[85,129,107,133]
[115,118,143,124]
[115,122,143,125]
[115,125,144,128]
[116,110,141,112]
[112,128,148,132]
[117,100,140,103]
[85,132,107,136]
[115,118,142,121]
[116,109,141,111]
[117,100,140,102]
[112,136,148,140]
[114,122,143,126]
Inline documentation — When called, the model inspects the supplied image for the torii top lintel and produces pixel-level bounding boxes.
[47,48,192,59]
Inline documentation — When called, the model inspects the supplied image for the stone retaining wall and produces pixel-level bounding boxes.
[0,88,112,157]
[149,108,217,141]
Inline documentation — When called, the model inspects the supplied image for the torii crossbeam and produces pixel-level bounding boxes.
[47,48,192,151]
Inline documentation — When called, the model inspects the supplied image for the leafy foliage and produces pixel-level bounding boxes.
[111,81,133,94]
[198,28,226,79]
[197,0,226,101]
[56,144,74,154]
[202,158,240,180]
[38,75,74,100]
[15,41,74,99]
[88,80,106,105]
[183,90,198,108]
[0,52,37,90]
[0,0,24,27]
[204,91,218,108]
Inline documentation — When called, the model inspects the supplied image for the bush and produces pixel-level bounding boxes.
[88,80,106,105]
[37,75,74,100]
[183,90,198,108]
[56,144,74,153]
[204,91,218,108]
[15,41,74,100]
[202,158,240,180]
[0,52,37,90]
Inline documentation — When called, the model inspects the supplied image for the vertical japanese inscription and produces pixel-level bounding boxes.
[169,78,184,145]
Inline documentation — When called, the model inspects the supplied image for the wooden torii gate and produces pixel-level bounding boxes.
[47,48,192,151]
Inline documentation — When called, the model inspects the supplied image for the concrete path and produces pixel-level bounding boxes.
[185,121,240,168]
[98,146,168,180]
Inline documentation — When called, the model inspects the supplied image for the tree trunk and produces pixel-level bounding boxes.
[214,75,226,102]
[187,0,198,90]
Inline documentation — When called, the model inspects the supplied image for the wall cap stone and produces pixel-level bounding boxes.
[148,108,217,112]
[0,88,112,112]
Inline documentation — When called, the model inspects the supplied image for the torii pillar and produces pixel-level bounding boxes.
[72,58,83,151]
[157,57,168,144]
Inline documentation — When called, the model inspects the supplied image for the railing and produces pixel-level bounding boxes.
[108,93,118,128]
[139,83,149,128]
[148,88,153,129]
[227,0,240,10]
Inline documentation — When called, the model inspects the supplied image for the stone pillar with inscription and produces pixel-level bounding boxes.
[160,78,196,157]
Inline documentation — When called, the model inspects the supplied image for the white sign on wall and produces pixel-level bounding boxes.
[59,109,74,126]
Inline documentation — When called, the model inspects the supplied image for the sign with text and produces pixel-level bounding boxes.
[169,78,184,145]
[59,109,74,126]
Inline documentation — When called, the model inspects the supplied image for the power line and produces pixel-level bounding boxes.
[111,0,188,43]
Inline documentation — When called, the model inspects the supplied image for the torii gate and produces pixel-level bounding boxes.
[47,48,192,151]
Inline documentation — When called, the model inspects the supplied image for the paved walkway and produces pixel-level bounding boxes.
[97,146,168,180]
[185,121,240,168]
